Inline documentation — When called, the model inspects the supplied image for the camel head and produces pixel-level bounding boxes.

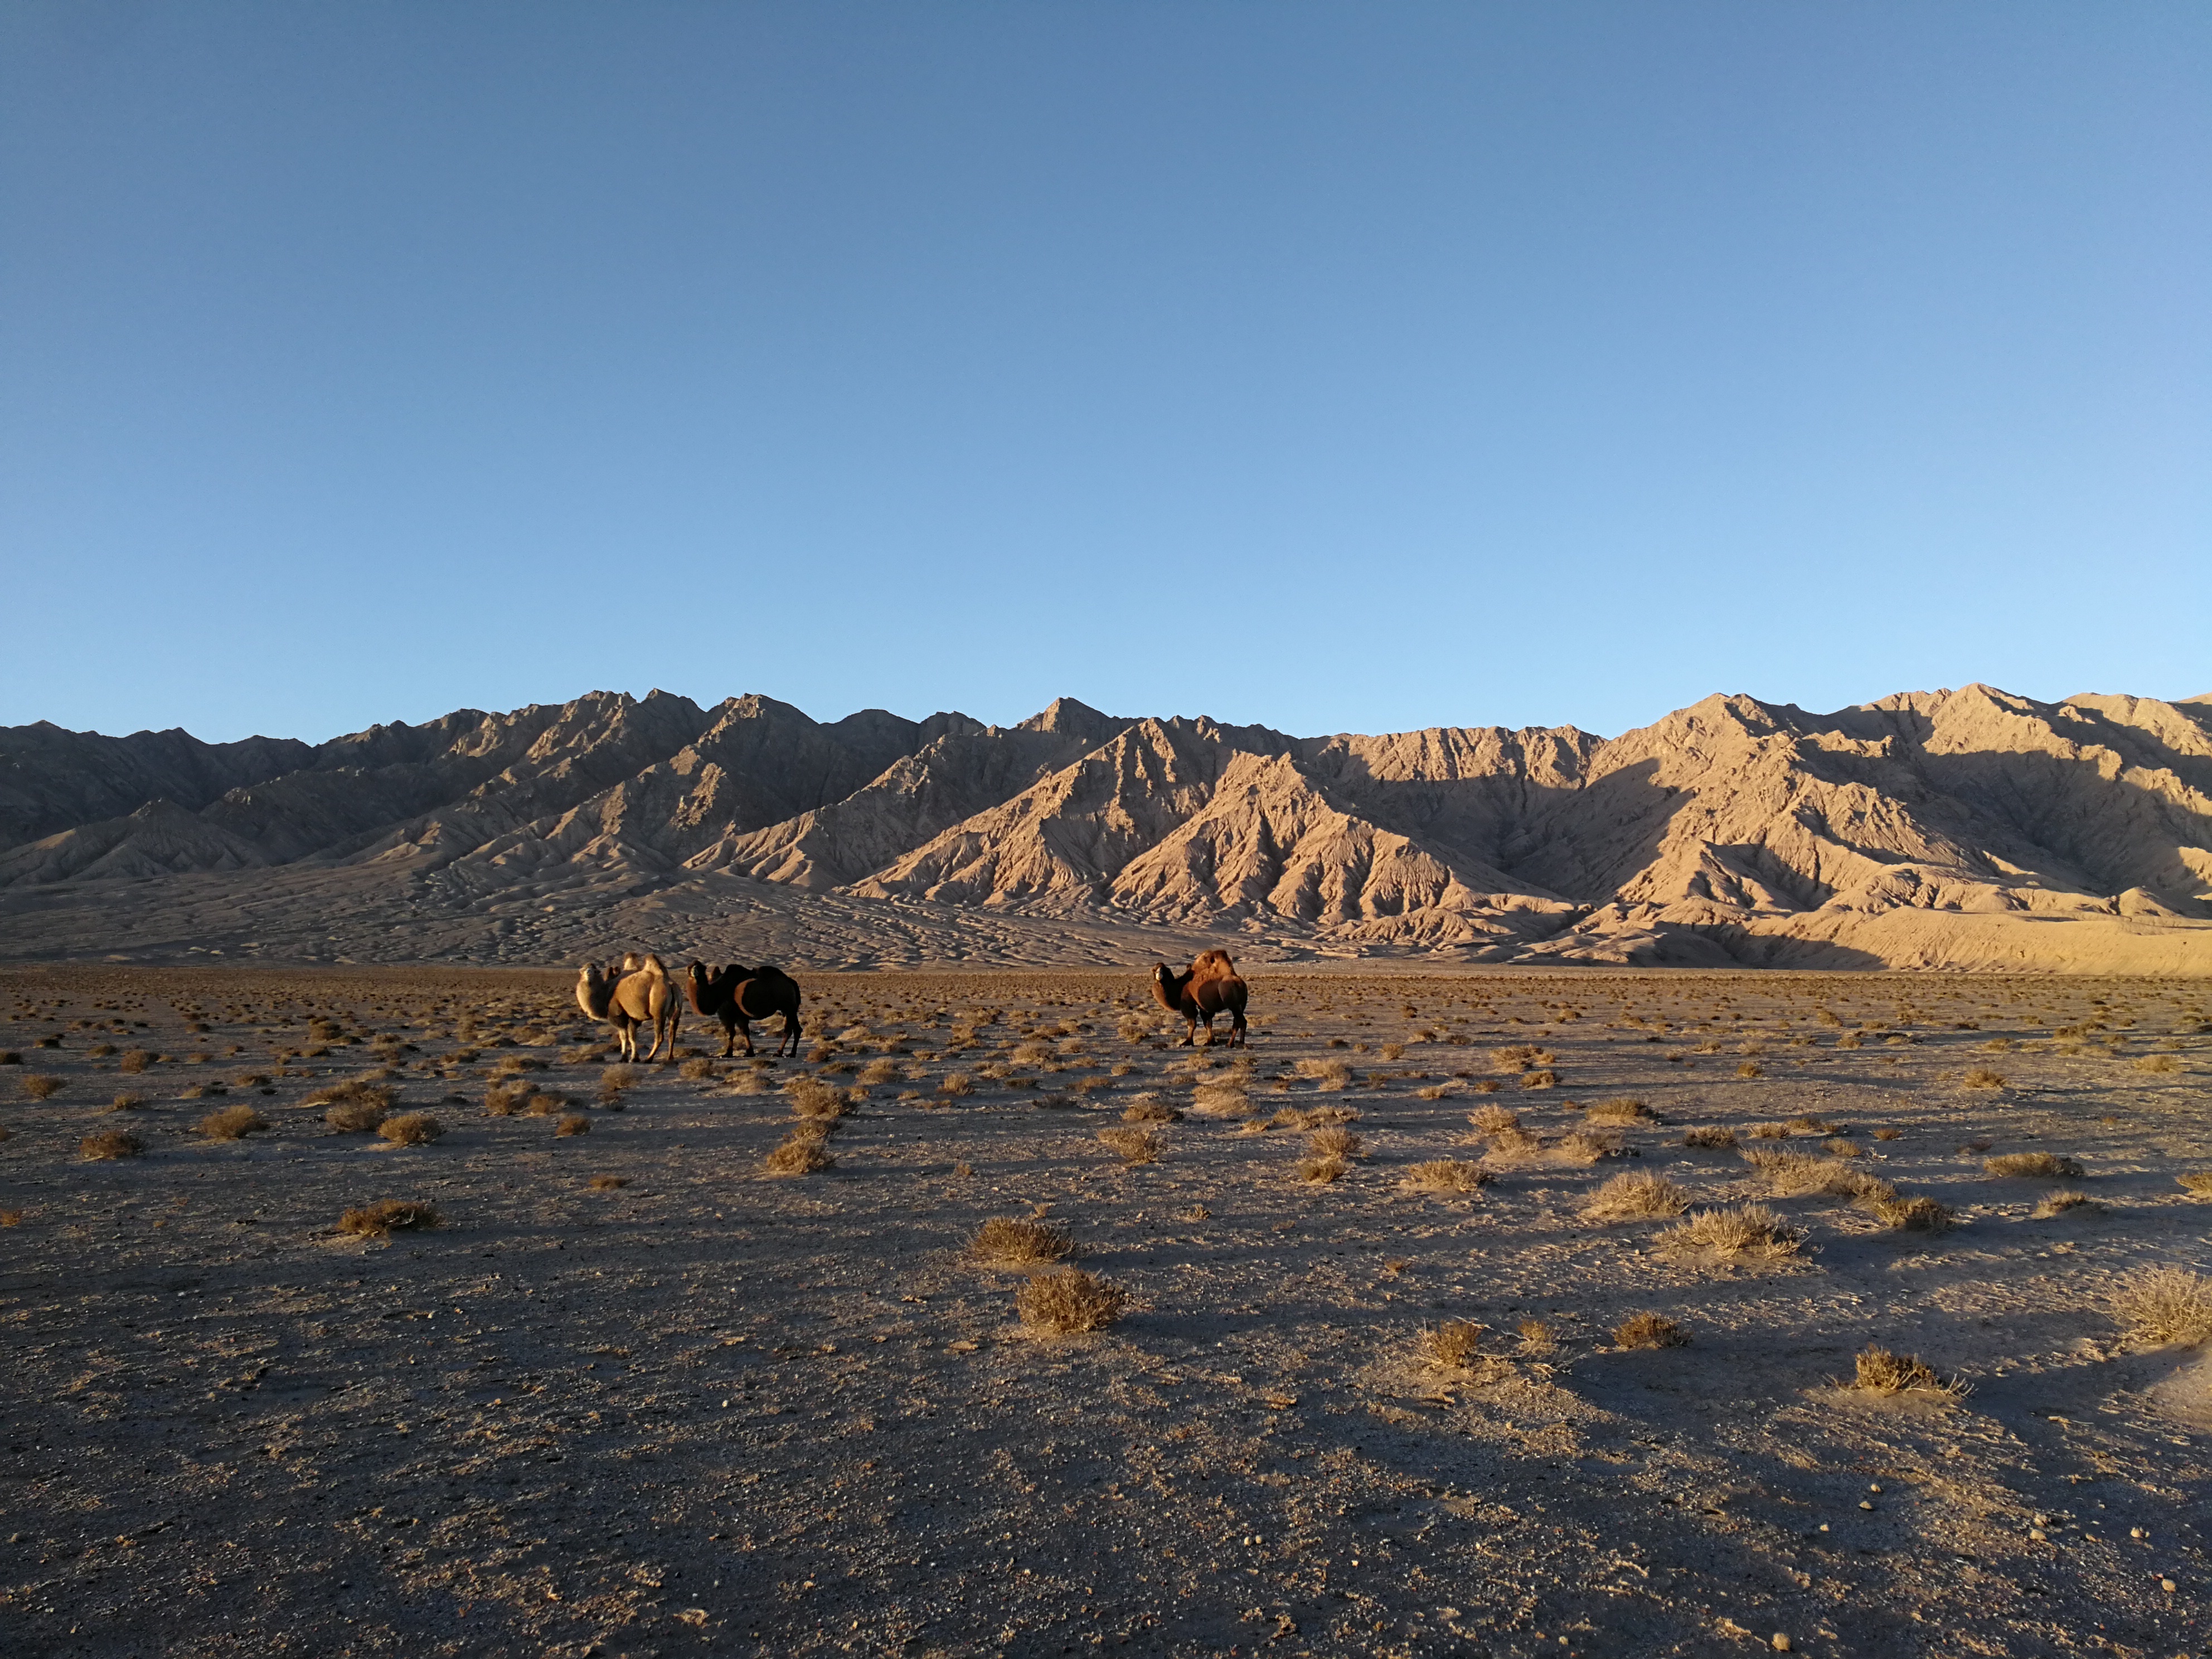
[575,962,614,1020]
[1152,963,1171,986]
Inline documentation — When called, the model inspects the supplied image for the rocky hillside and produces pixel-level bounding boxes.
[3,683,2209,971]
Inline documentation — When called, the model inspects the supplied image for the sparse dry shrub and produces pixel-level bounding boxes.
[1491,1045,1551,1073]
[1192,1081,1251,1117]
[1587,1098,1652,1122]
[1557,1129,1621,1163]
[938,1073,974,1098]
[857,1058,901,1085]
[1116,1015,1151,1042]
[2034,1191,2095,1219]
[1521,1069,1558,1090]
[326,1097,389,1132]
[1582,1170,1689,1221]
[1823,1137,1861,1158]
[1468,1103,1521,1134]
[80,1129,143,1161]
[1295,1058,1352,1090]
[1473,1077,1503,1094]
[21,1074,62,1101]
[2176,1171,2212,1200]
[763,1136,833,1176]
[378,1112,444,1147]
[1873,1127,1904,1141]
[484,1081,527,1116]
[1735,1061,1764,1079]
[788,1078,851,1119]
[2112,1267,2212,1347]
[588,1174,629,1191]
[598,1065,637,1102]
[1658,1203,1803,1258]
[1742,1147,1843,1196]
[1016,1268,1127,1333]
[555,1113,591,1137]
[118,1050,151,1074]
[1748,1122,1788,1139]
[1683,1125,1736,1150]
[517,1089,564,1117]
[1122,1096,1182,1123]
[1862,1192,1954,1233]
[1962,1068,2006,1089]
[1297,1155,1347,1183]
[1515,1317,1556,1354]
[679,1058,715,1081]
[1985,1151,2083,1180]
[968,1216,1074,1266]
[109,1090,146,1113]
[1307,1126,1362,1160]
[1418,1319,1492,1374]
[1402,1159,1490,1195]
[337,1199,442,1239]
[1098,1127,1160,1166]
[2135,1053,2181,1074]
[1614,1311,1687,1349]
[1850,1345,1963,1395]
[197,1104,267,1141]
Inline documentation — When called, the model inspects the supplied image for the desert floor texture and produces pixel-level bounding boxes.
[1,964,2207,1658]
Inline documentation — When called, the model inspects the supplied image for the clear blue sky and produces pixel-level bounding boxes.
[4,3,2206,745]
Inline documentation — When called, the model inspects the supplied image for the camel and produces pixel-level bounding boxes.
[575,952,682,1063]
[1152,948,1249,1047]
[686,961,804,1058]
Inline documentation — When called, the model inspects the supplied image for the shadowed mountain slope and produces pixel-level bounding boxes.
[3,685,2209,970]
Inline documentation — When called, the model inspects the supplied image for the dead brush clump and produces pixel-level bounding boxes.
[679,1058,716,1081]
[857,1058,901,1086]
[1557,1129,1623,1164]
[1467,1103,1521,1134]
[1521,1069,1559,1090]
[938,1073,974,1098]
[588,1174,629,1191]
[1191,1081,1251,1118]
[1585,1098,1655,1123]
[1122,1095,1183,1124]
[2176,1171,2212,1201]
[967,1216,1075,1267]
[1115,1014,1151,1042]
[1850,1345,1965,1396]
[598,1065,638,1104]
[788,1078,851,1120]
[80,1129,144,1161]
[1657,1203,1803,1259]
[1308,1126,1362,1161]
[2111,1267,2212,1347]
[1683,1125,1737,1150]
[21,1074,63,1101]
[555,1113,591,1137]
[1491,1045,1552,1074]
[483,1081,528,1116]
[1614,1311,1688,1349]
[377,1112,444,1147]
[1016,1268,1127,1333]
[1742,1147,1847,1197]
[1580,1170,1689,1221]
[1962,1068,2007,1090]
[1298,1152,1348,1183]
[336,1199,443,1240]
[1098,1127,1161,1166]
[108,1090,147,1113]
[1860,1190,1954,1232]
[762,1128,833,1175]
[1401,1159,1490,1195]
[2033,1191,2097,1219]
[326,1095,389,1133]
[1417,1320,1506,1381]
[197,1104,268,1141]
[1294,1058,1352,1091]
[1985,1151,2083,1180]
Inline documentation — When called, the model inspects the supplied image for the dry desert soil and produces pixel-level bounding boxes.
[1,964,2208,1658]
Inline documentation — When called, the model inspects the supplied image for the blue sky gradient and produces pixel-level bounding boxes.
[4,3,2206,743]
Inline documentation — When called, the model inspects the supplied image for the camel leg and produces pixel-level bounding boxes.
[720,1015,738,1060]
[1231,1010,1248,1047]
[736,1018,755,1059]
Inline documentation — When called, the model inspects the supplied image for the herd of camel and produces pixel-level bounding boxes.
[574,949,1249,1063]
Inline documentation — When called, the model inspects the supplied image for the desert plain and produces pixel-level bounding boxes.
[0,963,2207,1659]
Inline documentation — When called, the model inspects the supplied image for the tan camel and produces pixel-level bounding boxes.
[575,952,681,1063]
[1152,949,1249,1047]
[686,961,804,1058]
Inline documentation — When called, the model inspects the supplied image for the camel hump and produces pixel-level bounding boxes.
[1191,949,1238,978]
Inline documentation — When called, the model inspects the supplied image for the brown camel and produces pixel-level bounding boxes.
[686,961,804,1058]
[575,952,681,1063]
[1152,948,1249,1047]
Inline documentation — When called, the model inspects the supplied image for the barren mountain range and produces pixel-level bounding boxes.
[3,683,2210,971]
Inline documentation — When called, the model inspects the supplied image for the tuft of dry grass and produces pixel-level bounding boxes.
[336,1199,443,1239]
[326,1097,389,1133]
[1748,1122,1789,1139]
[1850,1345,1963,1395]
[1297,1155,1348,1184]
[1658,1203,1803,1258]
[763,1136,833,1176]
[1735,1061,1764,1079]
[1614,1311,1687,1348]
[857,1058,902,1085]
[1962,1068,2006,1089]
[197,1104,268,1141]
[2111,1267,2212,1347]
[108,1090,146,1113]
[1098,1127,1161,1166]
[588,1174,629,1190]
[1122,1095,1183,1123]
[1467,1103,1521,1134]
[118,1050,151,1074]
[1294,1058,1352,1090]
[1582,1170,1690,1221]
[938,1073,974,1098]
[2176,1171,2212,1200]
[1521,1069,1558,1090]
[1192,1081,1252,1117]
[679,1058,715,1081]
[21,1074,62,1101]
[1985,1151,2083,1179]
[1490,1045,1552,1073]
[1401,1159,1490,1195]
[1858,1191,1953,1232]
[968,1216,1074,1266]
[1682,1125,1736,1150]
[1742,1147,1848,1196]
[1585,1098,1653,1122]
[2033,1191,2097,1219]
[80,1129,144,1161]
[788,1078,852,1119]
[1417,1319,1494,1374]
[555,1113,591,1137]
[1556,1129,1622,1164]
[377,1112,444,1147]
[1016,1268,1127,1333]
[1307,1125,1362,1161]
